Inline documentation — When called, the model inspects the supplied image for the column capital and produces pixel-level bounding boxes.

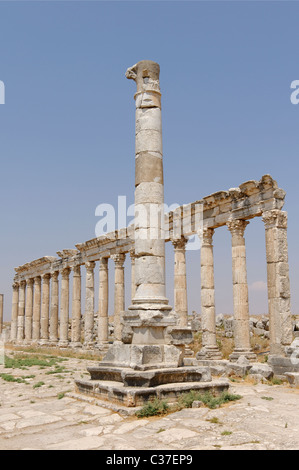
[73,265,81,276]
[227,219,249,237]
[26,278,34,287]
[129,249,136,260]
[34,276,41,285]
[85,261,96,271]
[111,253,126,267]
[41,273,51,281]
[99,257,109,269]
[50,271,59,281]
[201,227,215,245]
[20,280,26,288]
[262,209,287,229]
[61,267,71,279]
[171,236,188,250]
[12,282,19,290]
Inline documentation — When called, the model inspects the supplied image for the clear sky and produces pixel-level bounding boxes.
[1,0,299,322]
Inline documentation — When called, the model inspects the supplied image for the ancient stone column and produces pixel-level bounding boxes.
[262,210,293,355]
[11,283,19,341]
[97,257,109,348]
[49,271,59,344]
[40,273,50,344]
[172,236,188,327]
[0,294,3,335]
[17,280,26,342]
[71,265,82,347]
[126,61,169,309]
[32,276,41,341]
[227,219,256,361]
[84,261,96,347]
[129,250,136,302]
[24,279,34,342]
[59,267,71,347]
[111,253,125,342]
[198,228,222,359]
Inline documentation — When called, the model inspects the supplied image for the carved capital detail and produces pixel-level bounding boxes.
[201,228,215,245]
[111,253,126,267]
[227,219,249,237]
[262,210,287,229]
[171,236,188,250]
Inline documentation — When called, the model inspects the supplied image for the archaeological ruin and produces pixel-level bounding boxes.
[5,60,299,406]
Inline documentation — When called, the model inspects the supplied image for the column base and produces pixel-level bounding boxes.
[229,349,256,362]
[70,342,83,349]
[196,346,222,360]
[38,340,50,346]
[58,341,69,348]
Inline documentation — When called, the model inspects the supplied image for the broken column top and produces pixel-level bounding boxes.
[125,60,160,94]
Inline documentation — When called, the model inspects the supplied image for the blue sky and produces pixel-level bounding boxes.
[0,0,299,321]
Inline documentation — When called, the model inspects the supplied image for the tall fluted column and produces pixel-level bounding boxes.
[227,219,256,361]
[0,294,3,335]
[262,210,293,355]
[130,250,136,302]
[84,262,96,347]
[112,253,125,342]
[97,257,109,348]
[198,228,222,359]
[59,267,70,347]
[32,276,41,341]
[172,236,188,327]
[71,265,82,347]
[24,279,34,342]
[40,273,50,344]
[11,283,19,341]
[17,280,26,342]
[49,271,59,344]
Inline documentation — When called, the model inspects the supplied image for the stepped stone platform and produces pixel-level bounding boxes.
[75,368,229,407]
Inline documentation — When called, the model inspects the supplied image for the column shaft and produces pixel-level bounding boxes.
[59,268,70,346]
[172,237,188,327]
[11,283,19,341]
[84,262,95,346]
[24,279,34,341]
[71,265,82,346]
[49,272,59,344]
[17,281,26,342]
[40,274,50,343]
[198,228,222,359]
[98,258,109,346]
[32,277,41,341]
[227,219,255,361]
[263,210,293,355]
[112,253,125,341]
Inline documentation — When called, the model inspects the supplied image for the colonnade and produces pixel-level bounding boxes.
[10,207,293,359]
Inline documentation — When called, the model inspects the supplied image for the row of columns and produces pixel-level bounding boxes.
[10,209,292,357]
[198,209,292,358]
[11,254,129,348]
